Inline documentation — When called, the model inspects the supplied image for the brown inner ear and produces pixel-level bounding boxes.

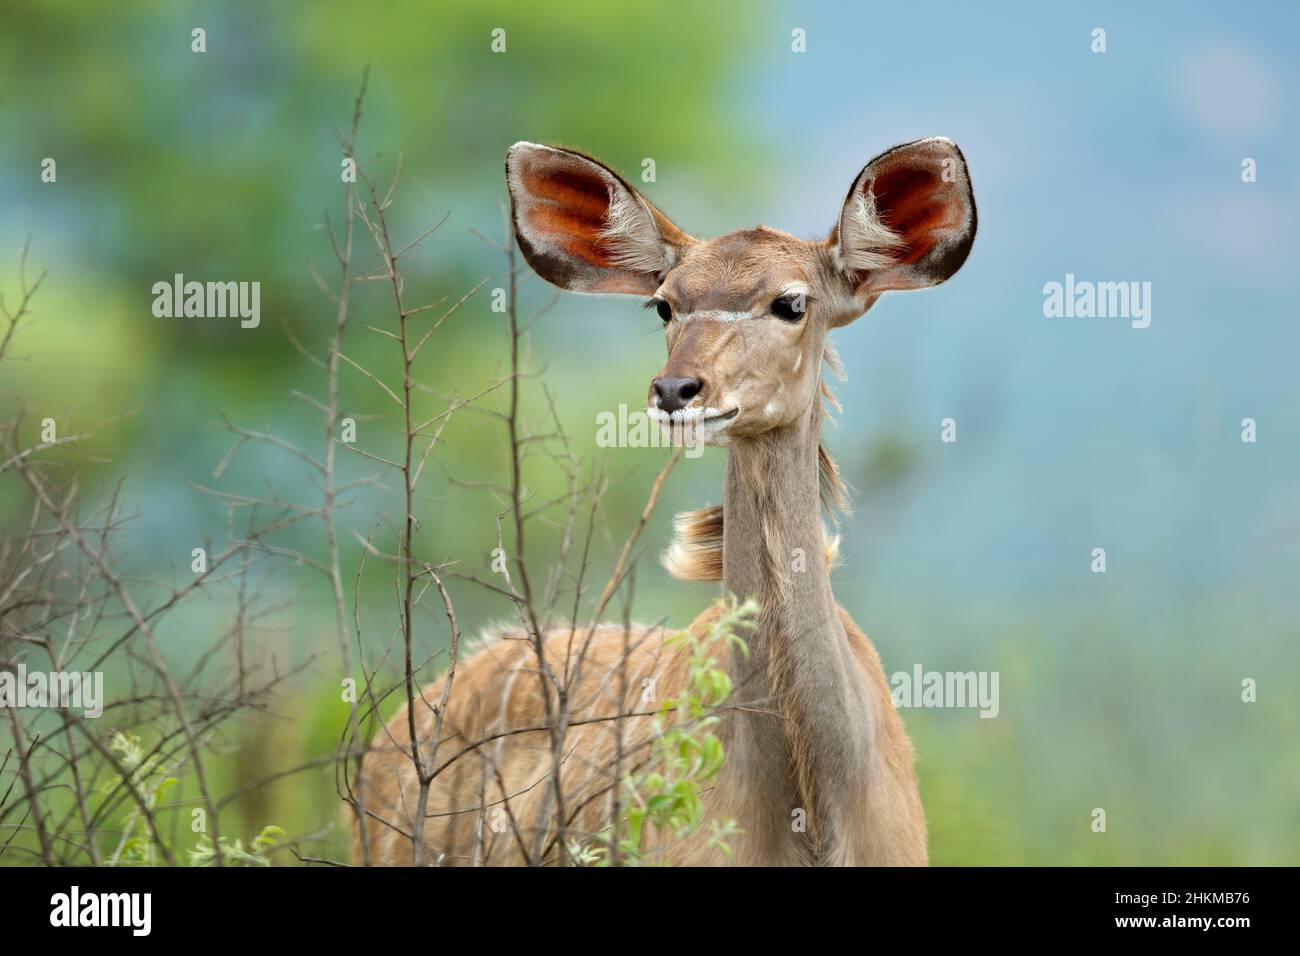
[872,166,962,265]
[521,166,616,269]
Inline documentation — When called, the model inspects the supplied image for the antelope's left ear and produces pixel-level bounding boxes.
[831,137,976,299]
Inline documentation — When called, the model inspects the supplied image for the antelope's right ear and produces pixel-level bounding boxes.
[505,143,690,295]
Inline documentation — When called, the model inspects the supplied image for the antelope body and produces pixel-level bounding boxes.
[355,138,977,866]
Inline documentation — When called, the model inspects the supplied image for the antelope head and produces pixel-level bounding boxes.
[504,139,976,446]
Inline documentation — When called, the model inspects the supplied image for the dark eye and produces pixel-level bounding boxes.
[656,300,673,323]
[771,294,806,322]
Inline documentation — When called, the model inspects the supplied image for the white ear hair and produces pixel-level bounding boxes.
[600,186,676,275]
[835,180,906,274]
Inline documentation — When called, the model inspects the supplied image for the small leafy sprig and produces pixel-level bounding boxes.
[577,596,757,865]
[104,732,286,866]
[190,825,287,867]
[105,731,177,866]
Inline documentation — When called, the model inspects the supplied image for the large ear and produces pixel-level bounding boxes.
[831,137,976,298]
[505,142,690,295]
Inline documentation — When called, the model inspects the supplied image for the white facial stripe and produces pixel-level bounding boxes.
[674,309,755,324]
[661,281,809,324]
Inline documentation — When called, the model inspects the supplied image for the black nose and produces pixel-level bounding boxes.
[653,376,702,414]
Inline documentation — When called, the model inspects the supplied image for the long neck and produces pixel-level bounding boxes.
[721,389,875,862]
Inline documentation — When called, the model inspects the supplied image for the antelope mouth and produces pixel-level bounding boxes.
[647,406,738,425]
[647,405,739,448]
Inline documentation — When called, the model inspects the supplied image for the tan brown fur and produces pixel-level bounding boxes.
[353,603,924,866]
[355,620,691,866]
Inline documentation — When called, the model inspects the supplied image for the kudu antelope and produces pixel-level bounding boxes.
[355,138,976,866]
